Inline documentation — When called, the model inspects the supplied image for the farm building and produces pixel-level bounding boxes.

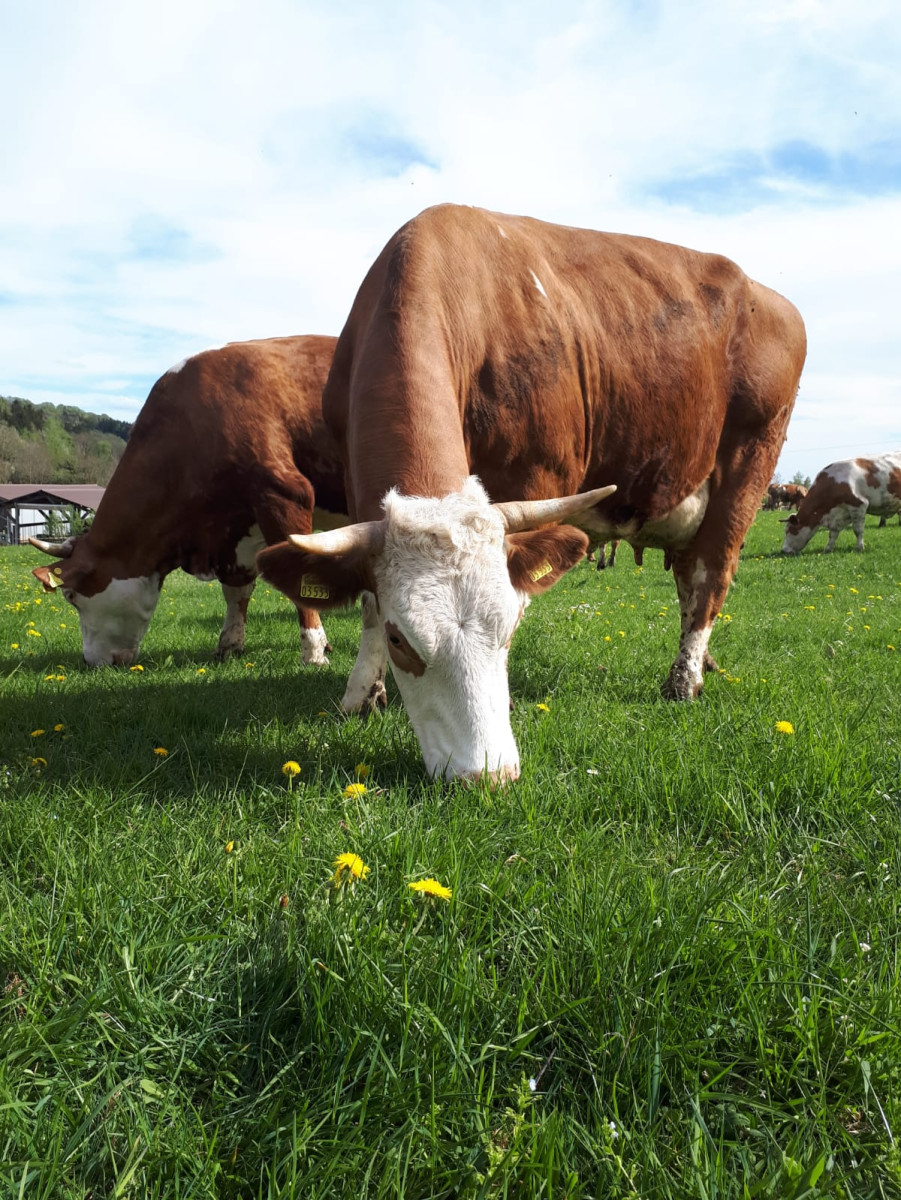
[0,483,105,545]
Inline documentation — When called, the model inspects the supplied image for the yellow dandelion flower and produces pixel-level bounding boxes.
[244,662,255,669]
[225,841,235,853]
[26,629,41,637]
[129,664,144,672]
[332,852,370,886]
[53,723,64,732]
[196,667,206,675]
[536,702,550,712]
[31,729,45,738]
[354,762,370,778]
[849,587,858,594]
[282,760,301,777]
[55,675,66,682]
[888,645,896,652]
[343,782,367,798]
[44,674,56,680]
[153,746,168,757]
[10,643,19,649]
[774,721,795,735]
[31,756,47,768]
[409,878,452,901]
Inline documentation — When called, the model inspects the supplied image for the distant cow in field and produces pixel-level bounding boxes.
[31,335,346,666]
[258,203,806,783]
[764,484,788,510]
[781,452,901,553]
[764,483,806,510]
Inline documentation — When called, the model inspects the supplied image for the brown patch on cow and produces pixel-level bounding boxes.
[886,467,901,503]
[793,475,863,534]
[384,622,426,676]
[858,459,881,491]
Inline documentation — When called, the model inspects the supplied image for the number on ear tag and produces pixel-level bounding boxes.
[300,576,330,600]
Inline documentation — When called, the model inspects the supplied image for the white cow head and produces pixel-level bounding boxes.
[780,513,813,555]
[257,477,615,783]
[31,537,161,665]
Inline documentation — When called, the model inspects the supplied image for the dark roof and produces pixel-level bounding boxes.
[0,484,105,509]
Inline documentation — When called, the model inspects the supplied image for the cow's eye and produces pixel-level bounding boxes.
[387,632,402,646]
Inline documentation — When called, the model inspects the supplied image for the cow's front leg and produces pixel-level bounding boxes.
[341,590,387,713]
[216,581,255,658]
[297,606,331,666]
[662,553,728,700]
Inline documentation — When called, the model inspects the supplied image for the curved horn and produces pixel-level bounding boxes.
[494,484,617,533]
[288,520,385,557]
[29,535,77,558]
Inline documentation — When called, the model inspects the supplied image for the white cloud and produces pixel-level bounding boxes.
[1,0,899,480]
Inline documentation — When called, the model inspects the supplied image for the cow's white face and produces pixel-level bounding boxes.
[373,486,525,781]
[64,575,162,665]
[781,515,813,555]
[257,476,611,785]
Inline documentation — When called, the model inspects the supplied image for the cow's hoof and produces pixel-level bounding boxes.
[214,642,244,661]
[661,664,703,701]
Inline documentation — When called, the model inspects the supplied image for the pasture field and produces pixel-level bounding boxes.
[1,511,899,1199]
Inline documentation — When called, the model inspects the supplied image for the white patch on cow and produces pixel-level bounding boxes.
[640,478,710,548]
[234,524,265,572]
[342,591,387,711]
[367,478,523,781]
[529,269,548,299]
[673,626,712,695]
[497,225,508,238]
[166,344,224,375]
[301,625,330,666]
[72,574,162,666]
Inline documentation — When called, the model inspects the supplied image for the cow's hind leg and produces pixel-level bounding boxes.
[217,581,255,658]
[341,590,388,714]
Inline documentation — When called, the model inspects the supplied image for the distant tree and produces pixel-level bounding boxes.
[790,471,811,488]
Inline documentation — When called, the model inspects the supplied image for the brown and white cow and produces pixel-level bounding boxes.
[781,452,901,554]
[30,335,346,666]
[258,204,806,782]
[764,483,788,510]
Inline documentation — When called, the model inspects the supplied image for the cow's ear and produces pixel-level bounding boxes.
[256,541,372,610]
[506,526,590,595]
[33,564,64,592]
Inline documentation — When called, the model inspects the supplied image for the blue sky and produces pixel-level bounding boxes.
[1,0,899,481]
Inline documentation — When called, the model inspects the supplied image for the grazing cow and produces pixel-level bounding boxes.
[258,205,806,782]
[781,452,901,553]
[30,335,346,666]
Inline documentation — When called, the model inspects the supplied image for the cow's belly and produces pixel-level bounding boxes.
[573,478,710,550]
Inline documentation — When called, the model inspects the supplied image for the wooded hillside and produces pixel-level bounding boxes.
[0,395,131,485]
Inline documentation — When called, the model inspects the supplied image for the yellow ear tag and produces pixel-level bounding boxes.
[46,568,62,589]
[299,576,330,600]
[528,561,553,583]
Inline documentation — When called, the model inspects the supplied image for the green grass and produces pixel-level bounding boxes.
[1,511,899,1198]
